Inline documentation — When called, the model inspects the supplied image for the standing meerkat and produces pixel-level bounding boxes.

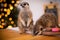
[17,2,33,34]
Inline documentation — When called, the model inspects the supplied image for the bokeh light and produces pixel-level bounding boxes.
[1,19,4,22]
[4,3,7,7]
[5,14,8,17]
[0,0,20,29]
[11,21,14,24]
[9,18,12,21]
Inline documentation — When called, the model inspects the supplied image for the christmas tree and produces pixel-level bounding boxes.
[0,0,20,29]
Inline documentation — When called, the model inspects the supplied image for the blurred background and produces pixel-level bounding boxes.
[0,0,21,29]
[0,0,60,29]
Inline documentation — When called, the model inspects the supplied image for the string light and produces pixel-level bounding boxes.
[7,9,10,12]
[9,4,13,10]
[1,19,4,22]
[7,9,11,15]
[9,18,12,21]
[10,6,13,10]
[5,14,8,17]
[0,25,3,28]
[2,23,5,25]
[7,12,10,15]
[7,25,12,29]
[4,8,7,12]
[4,3,7,7]
[11,1,15,3]
[11,21,14,24]
[0,0,19,28]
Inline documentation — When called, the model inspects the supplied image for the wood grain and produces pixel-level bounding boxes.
[0,29,60,40]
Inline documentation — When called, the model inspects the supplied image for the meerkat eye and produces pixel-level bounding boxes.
[24,3,29,6]
[27,4,29,5]
[24,4,26,5]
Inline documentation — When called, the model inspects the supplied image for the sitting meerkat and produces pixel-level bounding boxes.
[33,13,58,35]
[17,2,33,34]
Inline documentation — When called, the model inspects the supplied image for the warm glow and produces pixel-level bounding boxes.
[1,19,4,22]
[16,1,20,4]
[9,4,13,10]
[0,25,3,28]
[7,9,10,15]
[5,14,8,17]
[4,3,7,7]
[0,0,3,2]
[2,23,5,25]
[1,13,4,16]
[14,4,17,7]
[0,15,2,18]
[11,21,14,24]
[7,9,10,12]
[4,8,7,12]
[11,1,15,3]
[7,12,10,15]
[9,18,12,21]
[10,6,13,10]
[0,0,20,29]
[7,25,12,29]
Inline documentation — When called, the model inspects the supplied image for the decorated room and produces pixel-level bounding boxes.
[0,0,60,40]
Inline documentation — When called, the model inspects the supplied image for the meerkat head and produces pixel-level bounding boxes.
[20,2,29,8]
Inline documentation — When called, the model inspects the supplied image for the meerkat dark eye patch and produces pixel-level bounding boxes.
[20,2,29,8]
[23,3,26,5]
[26,3,29,5]
[23,3,29,6]
[27,4,29,5]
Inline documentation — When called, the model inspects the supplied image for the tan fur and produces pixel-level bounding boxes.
[33,13,58,35]
[17,2,33,34]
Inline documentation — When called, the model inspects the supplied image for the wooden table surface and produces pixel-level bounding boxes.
[0,29,60,40]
